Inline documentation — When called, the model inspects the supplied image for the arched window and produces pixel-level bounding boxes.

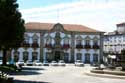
[84,36,91,49]
[62,35,70,49]
[22,34,30,47]
[92,36,99,49]
[32,34,39,43]
[45,34,53,49]
[32,34,39,48]
[76,35,83,49]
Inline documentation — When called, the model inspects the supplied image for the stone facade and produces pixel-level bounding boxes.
[0,22,104,64]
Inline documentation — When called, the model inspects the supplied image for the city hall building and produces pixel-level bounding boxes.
[8,22,104,64]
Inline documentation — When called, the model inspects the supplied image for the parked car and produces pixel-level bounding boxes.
[43,61,49,66]
[26,61,33,66]
[50,61,58,66]
[16,61,24,66]
[58,60,66,66]
[74,60,84,67]
[33,60,42,66]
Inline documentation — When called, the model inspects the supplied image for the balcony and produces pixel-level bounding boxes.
[45,43,53,49]
[76,44,83,49]
[84,45,91,49]
[31,42,39,48]
[62,44,70,49]
[21,41,30,48]
[92,45,100,49]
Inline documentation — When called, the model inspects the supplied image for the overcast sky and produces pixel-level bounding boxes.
[17,0,125,32]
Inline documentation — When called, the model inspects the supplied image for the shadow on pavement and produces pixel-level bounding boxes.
[14,80,50,83]
[22,66,46,71]
[10,70,42,75]
[10,66,46,75]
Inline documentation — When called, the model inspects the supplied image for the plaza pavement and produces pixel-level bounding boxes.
[10,64,125,83]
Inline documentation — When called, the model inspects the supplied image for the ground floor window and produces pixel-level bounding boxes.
[14,51,19,62]
[85,53,90,63]
[23,51,28,62]
[46,52,52,62]
[93,54,98,63]
[76,53,82,60]
[64,53,69,63]
[32,52,38,61]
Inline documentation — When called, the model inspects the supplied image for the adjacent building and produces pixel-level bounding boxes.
[103,23,125,64]
[1,22,104,64]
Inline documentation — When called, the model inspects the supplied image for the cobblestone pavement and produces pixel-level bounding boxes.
[10,65,125,83]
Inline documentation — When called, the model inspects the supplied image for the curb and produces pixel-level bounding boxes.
[84,71,125,79]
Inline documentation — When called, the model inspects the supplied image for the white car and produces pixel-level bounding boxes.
[26,61,33,66]
[75,60,84,67]
[33,60,42,66]
[16,61,24,66]
[50,61,58,66]
[58,60,66,66]
[43,61,49,66]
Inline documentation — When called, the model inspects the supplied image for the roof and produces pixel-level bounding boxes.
[117,22,125,27]
[25,22,100,32]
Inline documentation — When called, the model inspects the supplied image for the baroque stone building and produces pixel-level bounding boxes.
[8,22,104,64]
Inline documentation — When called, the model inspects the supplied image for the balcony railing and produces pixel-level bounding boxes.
[31,42,39,48]
[21,41,30,48]
[76,44,83,49]
[45,43,53,49]
[84,45,91,49]
[92,45,100,49]
[62,44,70,49]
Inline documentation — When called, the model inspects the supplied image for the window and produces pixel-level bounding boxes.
[24,34,30,43]
[93,40,98,45]
[77,40,82,45]
[64,39,69,44]
[85,53,90,63]
[23,51,28,62]
[14,51,19,62]
[76,53,82,60]
[32,52,38,61]
[85,40,90,45]
[93,54,98,63]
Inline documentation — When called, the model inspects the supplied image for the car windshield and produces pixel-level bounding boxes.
[59,61,64,63]
[76,60,82,63]
[52,61,57,63]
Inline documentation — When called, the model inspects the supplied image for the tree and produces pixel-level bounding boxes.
[0,0,25,65]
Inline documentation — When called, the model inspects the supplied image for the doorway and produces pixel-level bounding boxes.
[55,51,60,61]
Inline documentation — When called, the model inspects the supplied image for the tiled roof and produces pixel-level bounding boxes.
[25,22,100,32]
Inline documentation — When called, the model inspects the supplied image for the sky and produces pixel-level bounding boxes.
[17,0,125,32]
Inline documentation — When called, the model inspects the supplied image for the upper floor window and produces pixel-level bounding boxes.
[76,35,82,45]
[32,34,39,43]
[93,40,98,45]
[24,34,30,43]
[45,34,52,44]
[85,40,90,45]
[63,35,70,44]
[77,40,82,45]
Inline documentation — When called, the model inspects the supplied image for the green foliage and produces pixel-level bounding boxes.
[0,64,18,73]
[0,0,25,49]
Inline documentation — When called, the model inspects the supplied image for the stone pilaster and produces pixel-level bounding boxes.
[99,32,104,64]
[40,31,45,62]
[70,32,75,63]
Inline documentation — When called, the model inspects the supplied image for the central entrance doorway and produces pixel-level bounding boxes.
[55,51,61,61]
